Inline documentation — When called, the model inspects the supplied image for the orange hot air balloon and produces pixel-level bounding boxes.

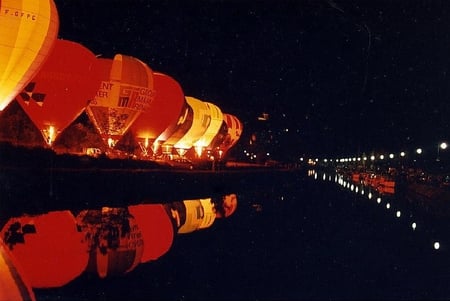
[15,39,103,145]
[0,210,89,288]
[76,207,144,279]
[128,204,174,263]
[130,72,185,157]
[0,242,36,301]
[86,55,155,148]
[0,0,59,111]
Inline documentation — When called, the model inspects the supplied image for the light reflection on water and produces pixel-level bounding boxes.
[308,169,449,253]
[2,168,450,300]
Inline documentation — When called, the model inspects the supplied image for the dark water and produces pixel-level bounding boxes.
[11,169,450,300]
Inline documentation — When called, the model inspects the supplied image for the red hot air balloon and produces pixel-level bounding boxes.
[86,55,154,149]
[0,0,59,111]
[0,210,89,288]
[15,39,103,145]
[130,72,185,157]
[76,207,144,279]
[0,242,36,301]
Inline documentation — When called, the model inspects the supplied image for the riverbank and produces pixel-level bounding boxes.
[0,144,304,221]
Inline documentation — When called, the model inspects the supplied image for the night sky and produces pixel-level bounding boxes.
[55,0,450,158]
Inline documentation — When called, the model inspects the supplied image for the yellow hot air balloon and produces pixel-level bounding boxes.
[193,102,223,158]
[0,0,59,110]
[168,96,211,156]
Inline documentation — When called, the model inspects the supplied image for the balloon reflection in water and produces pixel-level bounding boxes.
[0,194,238,289]
[76,207,144,279]
[0,210,88,288]
[128,204,174,263]
[0,242,36,301]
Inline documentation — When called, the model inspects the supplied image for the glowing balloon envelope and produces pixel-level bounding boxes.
[157,100,193,155]
[130,72,185,156]
[217,113,243,156]
[193,102,223,157]
[163,96,211,156]
[86,55,155,148]
[0,242,36,301]
[128,204,174,263]
[0,0,59,110]
[0,210,89,288]
[15,39,103,145]
[76,207,144,278]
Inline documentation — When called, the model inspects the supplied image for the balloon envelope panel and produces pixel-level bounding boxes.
[0,0,59,110]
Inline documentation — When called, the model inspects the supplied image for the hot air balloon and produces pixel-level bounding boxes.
[85,55,155,149]
[76,207,144,278]
[192,102,223,158]
[0,242,36,301]
[0,210,89,288]
[129,72,185,157]
[15,39,103,145]
[156,100,193,157]
[210,113,243,159]
[162,96,211,157]
[128,204,174,263]
[0,0,59,111]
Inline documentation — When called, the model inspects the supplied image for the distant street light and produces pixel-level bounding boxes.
[437,142,447,161]
[416,148,422,155]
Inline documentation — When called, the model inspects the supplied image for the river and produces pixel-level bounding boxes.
[3,168,450,300]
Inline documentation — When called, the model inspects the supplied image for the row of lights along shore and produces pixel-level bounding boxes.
[302,142,448,164]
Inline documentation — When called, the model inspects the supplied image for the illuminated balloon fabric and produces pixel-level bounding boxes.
[172,96,211,151]
[76,207,144,278]
[15,39,103,144]
[130,72,185,152]
[128,204,174,263]
[0,242,36,301]
[158,101,193,153]
[0,210,89,288]
[219,113,243,154]
[206,117,228,152]
[0,0,59,111]
[86,55,154,146]
[178,199,216,234]
[193,102,223,152]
